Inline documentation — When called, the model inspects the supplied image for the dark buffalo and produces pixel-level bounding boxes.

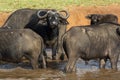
[85,14,118,65]
[59,23,120,73]
[86,14,118,25]
[0,29,45,69]
[2,8,69,60]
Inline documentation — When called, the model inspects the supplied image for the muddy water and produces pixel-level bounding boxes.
[0,49,120,80]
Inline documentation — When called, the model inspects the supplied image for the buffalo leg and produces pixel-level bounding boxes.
[38,51,47,68]
[57,25,66,55]
[52,41,57,60]
[65,58,77,73]
[109,51,119,71]
[99,58,107,69]
[27,51,39,69]
[31,53,39,69]
[31,58,39,69]
[41,54,47,68]
[110,56,118,71]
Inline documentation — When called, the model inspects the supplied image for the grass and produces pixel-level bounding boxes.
[0,0,120,12]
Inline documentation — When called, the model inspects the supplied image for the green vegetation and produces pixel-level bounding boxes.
[0,0,120,12]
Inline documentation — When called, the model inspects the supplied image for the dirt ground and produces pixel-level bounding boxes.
[1,4,120,30]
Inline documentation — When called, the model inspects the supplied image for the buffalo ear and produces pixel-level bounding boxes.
[97,15,103,21]
[86,14,92,19]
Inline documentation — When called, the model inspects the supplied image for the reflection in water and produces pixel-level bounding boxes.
[0,49,120,80]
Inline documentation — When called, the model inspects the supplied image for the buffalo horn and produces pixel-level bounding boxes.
[37,10,48,19]
[58,10,70,19]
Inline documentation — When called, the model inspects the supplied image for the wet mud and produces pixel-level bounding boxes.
[0,50,120,80]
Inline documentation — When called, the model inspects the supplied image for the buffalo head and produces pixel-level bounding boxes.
[37,9,69,29]
[86,14,118,25]
[86,14,102,25]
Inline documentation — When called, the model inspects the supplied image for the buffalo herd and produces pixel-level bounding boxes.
[0,8,120,73]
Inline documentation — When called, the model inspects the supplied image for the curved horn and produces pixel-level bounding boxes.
[58,10,70,19]
[37,10,48,19]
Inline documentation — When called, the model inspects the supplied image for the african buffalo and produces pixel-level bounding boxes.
[85,13,118,65]
[59,23,120,73]
[86,14,118,25]
[0,29,46,69]
[2,8,69,60]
